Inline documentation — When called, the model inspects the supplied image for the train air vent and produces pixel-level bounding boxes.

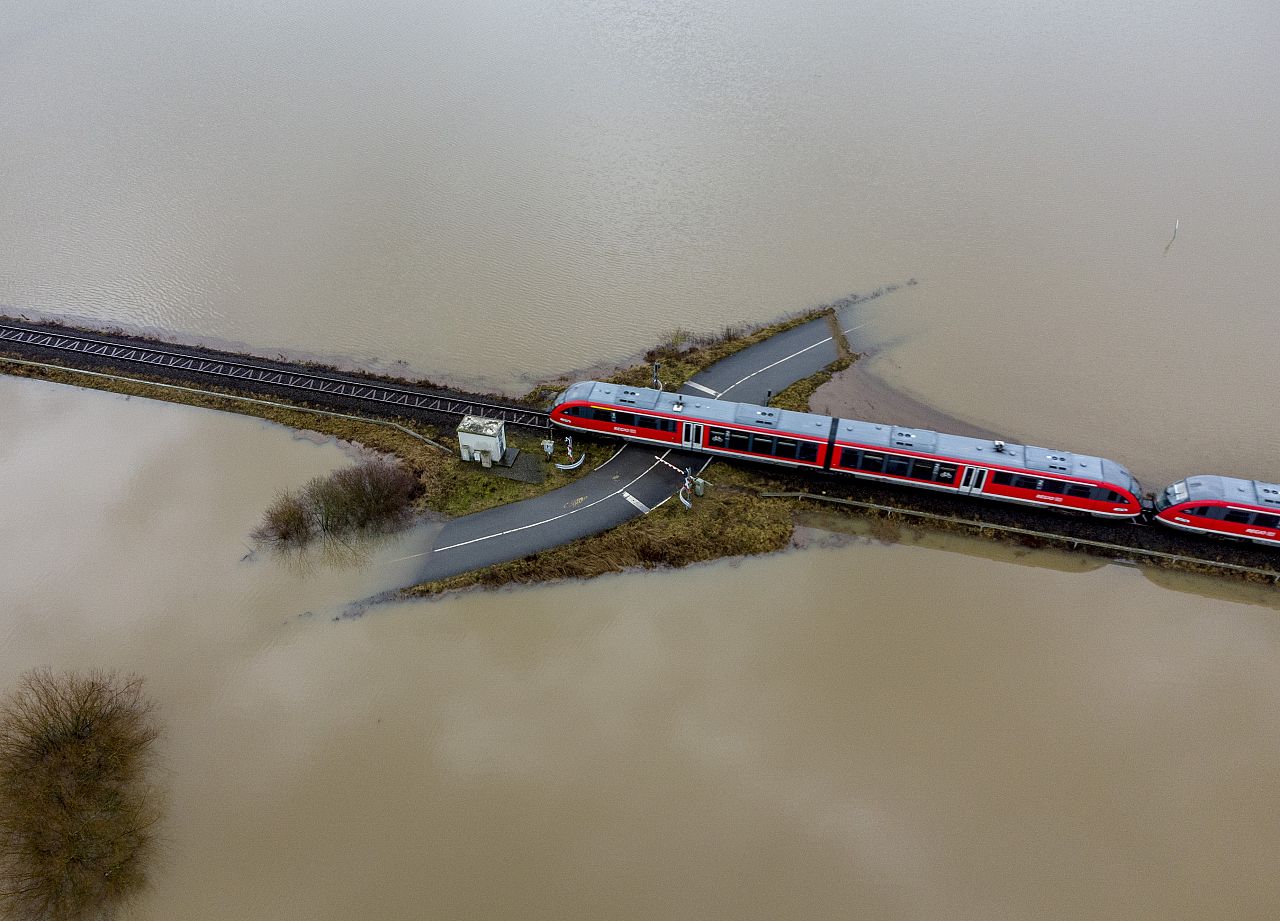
[736,406,779,427]
[1260,485,1280,505]
[619,389,639,405]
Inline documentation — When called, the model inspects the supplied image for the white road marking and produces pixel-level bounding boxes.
[717,336,833,398]
[427,451,676,554]
[596,443,629,470]
[393,319,861,567]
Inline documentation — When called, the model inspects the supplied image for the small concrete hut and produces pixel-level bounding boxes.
[456,415,511,467]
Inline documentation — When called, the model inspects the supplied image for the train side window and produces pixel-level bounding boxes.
[640,415,674,432]
[935,463,957,483]
[1253,513,1280,529]
[561,406,580,417]
[728,431,750,451]
[1012,475,1040,490]
[1224,509,1254,525]
[708,428,728,447]
[591,408,613,422]
[1107,491,1128,503]
[1064,483,1092,499]
[992,471,1013,487]
[774,439,798,459]
[797,441,819,463]
[1037,478,1065,494]
[614,411,635,426]
[909,459,936,480]
[859,453,885,473]
[750,435,775,455]
[884,455,912,476]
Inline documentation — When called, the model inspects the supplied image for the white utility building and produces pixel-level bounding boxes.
[456,415,510,468]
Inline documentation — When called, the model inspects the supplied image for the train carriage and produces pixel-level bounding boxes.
[550,381,1143,519]
[1154,475,1280,547]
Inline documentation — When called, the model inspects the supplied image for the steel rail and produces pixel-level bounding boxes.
[762,491,1280,582]
[0,356,454,453]
[0,323,550,429]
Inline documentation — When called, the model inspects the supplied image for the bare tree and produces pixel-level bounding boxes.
[0,670,163,921]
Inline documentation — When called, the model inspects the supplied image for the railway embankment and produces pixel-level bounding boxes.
[0,317,547,431]
[3,304,1277,595]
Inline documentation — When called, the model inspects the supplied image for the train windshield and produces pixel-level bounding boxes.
[1156,481,1188,511]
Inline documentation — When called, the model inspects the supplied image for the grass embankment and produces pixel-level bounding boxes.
[408,312,862,594]
[406,467,794,596]
[768,356,854,412]
[0,353,600,519]
[0,307,868,592]
[0,669,162,921]
[523,307,831,403]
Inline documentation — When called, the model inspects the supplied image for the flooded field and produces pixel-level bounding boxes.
[1,1,1275,484]
[2,0,1279,916]
[3,378,1280,919]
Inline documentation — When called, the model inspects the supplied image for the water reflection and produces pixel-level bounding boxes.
[3,376,1280,919]
[3,0,1276,489]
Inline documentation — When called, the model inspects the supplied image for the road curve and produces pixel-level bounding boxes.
[405,313,850,583]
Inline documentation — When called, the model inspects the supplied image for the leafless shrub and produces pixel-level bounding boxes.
[254,458,421,550]
[326,459,419,531]
[251,489,314,547]
[0,669,163,921]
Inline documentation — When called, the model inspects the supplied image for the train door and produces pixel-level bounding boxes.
[682,422,704,450]
[960,467,987,495]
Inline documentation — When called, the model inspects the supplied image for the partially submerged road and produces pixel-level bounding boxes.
[0,307,866,585]
[407,312,855,583]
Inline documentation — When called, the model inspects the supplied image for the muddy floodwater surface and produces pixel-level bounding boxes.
[3,0,1280,916]
[3,378,1280,920]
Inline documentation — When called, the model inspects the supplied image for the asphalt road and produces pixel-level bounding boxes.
[406,314,852,583]
[677,315,840,403]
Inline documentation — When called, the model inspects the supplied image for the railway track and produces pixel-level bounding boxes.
[0,322,550,429]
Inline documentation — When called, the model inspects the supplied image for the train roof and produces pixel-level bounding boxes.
[1176,474,1280,508]
[833,419,1137,489]
[562,380,1141,491]
[565,380,836,438]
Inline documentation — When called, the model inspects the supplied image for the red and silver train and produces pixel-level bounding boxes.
[550,380,1279,549]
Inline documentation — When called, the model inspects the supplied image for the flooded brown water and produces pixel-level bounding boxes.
[3,379,1280,920]
[3,0,1280,916]
[3,0,1277,484]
